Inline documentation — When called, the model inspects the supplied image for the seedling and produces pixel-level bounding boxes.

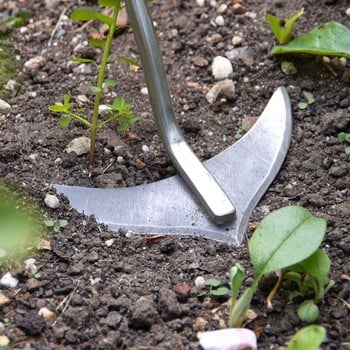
[287,325,326,350]
[5,8,32,28]
[266,9,304,45]
[44,219,68,233]
[203,278,229,298]
[267,10,350,59]
[338,132,350,154]
[48,0,139,165]
[229,206,330,327]
[297,92,315,110]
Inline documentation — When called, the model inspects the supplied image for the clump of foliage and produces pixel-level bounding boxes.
[49,0,139,165]
[266,10,350,59]
[44,218,69,233]
[228,206,333,327]
[338,132,350,154]
[201,278,229,298]
[0,180,47,267]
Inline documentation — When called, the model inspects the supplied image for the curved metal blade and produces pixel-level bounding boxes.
[56,87,292,246]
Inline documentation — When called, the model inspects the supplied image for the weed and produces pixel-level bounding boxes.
[44,219,68,233]
[203,278,229,298]
[228,205,332,327]
[48,0,139,165]
[338,132,350,154]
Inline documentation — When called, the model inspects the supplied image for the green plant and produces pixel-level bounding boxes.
[266,9,304,45]
[229,206,331,327]
[287,325,326,350]
[267,10,350,59]
[338,132,350,154]
[5,8,32,28]
[203,278,229,298]
[297,92,315,110]
[48,0,139,165]
[44,219,68,233]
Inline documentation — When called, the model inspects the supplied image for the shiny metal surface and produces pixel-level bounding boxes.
[56,87,292,246]
[125,0,235,224]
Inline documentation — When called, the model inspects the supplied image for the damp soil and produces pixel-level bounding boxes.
[0,0,349,349]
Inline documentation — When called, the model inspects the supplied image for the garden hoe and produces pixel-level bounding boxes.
[56,0,292,246]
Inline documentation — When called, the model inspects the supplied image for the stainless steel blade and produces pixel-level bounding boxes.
[56,87,292,246]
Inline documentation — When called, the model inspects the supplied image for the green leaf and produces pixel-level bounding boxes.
[44,220,55,227]
[116,56,141,67]
[59,219,68,228]
[288,325,326,350]
[72,57,96,65]
[204,278,221,288]
[48,103,73,113]
[266,9,304,45]
[88,39,106,48]
[272,21,350,58]
[249,206,327,279]
[345,146,350,154]
[103,79,117,89]
[229,287,254,327]
[58,116,72,127]
[297,300,319,323]
[90,86,102,94]
[70,8,114,27]
[230,264,245,305]
[63,91,71,105]
[210,287,229,297]
[338,132,350,143]
[298,102,309,110]
[99,0,120,7]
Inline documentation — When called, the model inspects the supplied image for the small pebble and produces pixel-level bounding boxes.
[194,276,205,289]
[44,194,60,209]
[142,145,150,152]
[211,56,233,80]
[0,336,10,347]
[0,99,11,111]
[65,136,91,156]
[215,15,225,26]
[98,104,111,113]
[196,0,205,6]
[24,56,46,71]
[217,4,227,13]
[0,272,19,288]
[38,307,56,321]
[346,8,350,17]
[141,87,148,95]
[232,35,243,46]
[281,61,297,75]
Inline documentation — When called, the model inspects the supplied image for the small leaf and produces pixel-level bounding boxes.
[204,278,221,288]
[72,57,96,65]
[298,101,308,110]
[88,39,106,48]
[345,146,350,154]
[210,287,229,297]
[58,116,72,127]
[48,103,73,113]
[230,264,245,305]
[288,325,326,350]
[70,8,114,26]
[249,206,327,279]
[59,219,68,228]
[116,56,141,67]
[272,21,350,58]
[99,0,120,7]
[297,300,319,323]
[63,91,71,105]
[90,86,102,94]
[338,132,350,143]
[44,220,54,227]
[103,79,117,89]
[266,9,304,45]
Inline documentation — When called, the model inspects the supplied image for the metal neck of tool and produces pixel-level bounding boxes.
[125,0,235,225]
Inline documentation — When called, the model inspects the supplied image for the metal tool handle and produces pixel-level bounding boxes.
[125,0,235,224]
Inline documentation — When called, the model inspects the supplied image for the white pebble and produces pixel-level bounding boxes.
[117,156,124,164]
[38,307,56,321]
[44,194,60,209]
[346,8,350,17]
[24,56,45,71]
[98,104,111,113]
[141,87,148,95]
[210,0,217,7]
[142,144,150,152]
[196,0,205,6]
[4,79,16,92]
[0,99,11,111]
[322,56,331,64]
[217,4,227,13]
[24,258,36,271]
[194,276,205,289]
[65,136,91,156]
[0,273,19,288]
[215,15,225,26]
[211,56,233,80]
[232,35,243,46]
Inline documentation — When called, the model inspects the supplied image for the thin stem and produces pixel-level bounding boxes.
[266,271,284,310]
[88,2,120,166]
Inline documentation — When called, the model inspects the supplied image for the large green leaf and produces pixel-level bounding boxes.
[70,8,114,27]
[249,206,327,278]
[288,325,326,350]
[272,21,350,58]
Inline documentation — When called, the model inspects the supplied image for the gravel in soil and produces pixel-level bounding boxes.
[0,0,349,349]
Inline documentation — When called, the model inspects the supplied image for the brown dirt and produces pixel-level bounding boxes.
[0,0,349,349]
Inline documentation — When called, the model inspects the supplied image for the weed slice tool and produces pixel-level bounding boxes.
[56,0,292,246]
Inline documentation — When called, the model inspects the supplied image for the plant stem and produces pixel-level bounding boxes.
[88,2,120,166]
[266,271,284,310]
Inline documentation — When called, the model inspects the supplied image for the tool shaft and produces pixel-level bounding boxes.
[125,0,235,224]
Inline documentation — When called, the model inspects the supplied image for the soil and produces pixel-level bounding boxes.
[0,0,349,349]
